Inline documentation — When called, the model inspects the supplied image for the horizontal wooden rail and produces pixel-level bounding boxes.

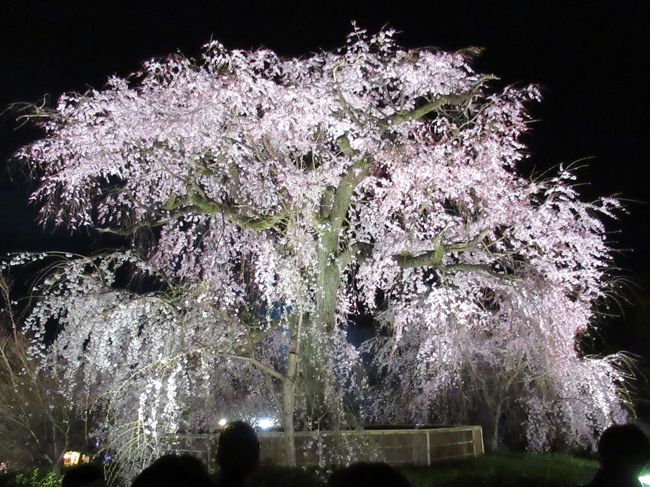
[173,426,484,467]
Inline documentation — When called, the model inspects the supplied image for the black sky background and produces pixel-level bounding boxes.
[1,0,649,410]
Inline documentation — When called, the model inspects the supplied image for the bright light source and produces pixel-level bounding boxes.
[63,451,81,468]
[218,418,227,427]
[639,474,650,487]
[257,417,275,430]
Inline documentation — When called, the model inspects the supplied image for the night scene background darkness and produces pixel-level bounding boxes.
[1,1,649,416]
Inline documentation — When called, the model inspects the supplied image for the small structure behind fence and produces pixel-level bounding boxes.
[175,426,484,467]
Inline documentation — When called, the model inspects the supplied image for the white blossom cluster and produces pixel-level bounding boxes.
[16,26,627,468]
[19,252,289,478]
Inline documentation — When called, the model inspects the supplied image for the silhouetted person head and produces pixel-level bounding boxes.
[587,424,650,487]
[328,462,412,487]
[598,424,650,475]
[131,454,214,487]
[62,463,105,487]
[216,421,260,485]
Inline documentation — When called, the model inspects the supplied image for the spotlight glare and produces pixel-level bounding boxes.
[258,417,274,430]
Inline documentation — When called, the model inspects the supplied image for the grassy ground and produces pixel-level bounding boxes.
[401,454,597,487]
[255,453,598,487]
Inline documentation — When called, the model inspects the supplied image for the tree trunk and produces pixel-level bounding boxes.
[281,352,298,466]
[316,249,340,333]
[488,402,502,452]
[314,245,344,430]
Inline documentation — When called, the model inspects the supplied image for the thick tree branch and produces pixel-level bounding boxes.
[224,354,284,381]
[315,134,360,224]
[382,75,498,128]
[441,263,510,278]
[394,258,510,279]
[319,186,336,220]
[393,228,512,279]
[395,228,491,268]
[336,247,353,269]
[100,179,287,235]
[446,228,491,252]
[335,241,373,269]
[336,134,359,158]
[164,183,287,231]
[96,218,172,235]
[328,159,370,228]
[395,249,443,268]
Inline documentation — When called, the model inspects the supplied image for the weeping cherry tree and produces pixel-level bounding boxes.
[15,27,628,475]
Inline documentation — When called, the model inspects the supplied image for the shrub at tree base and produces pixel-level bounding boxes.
[0,276,86,470]
[11,26,628,480]
[0,469,61,487]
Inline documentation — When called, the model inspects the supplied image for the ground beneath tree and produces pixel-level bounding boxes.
[245,453,599,487]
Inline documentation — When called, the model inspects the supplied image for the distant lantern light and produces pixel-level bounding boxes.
[63,451,81,467]
[218,418,228,427]
[639,474,650,487]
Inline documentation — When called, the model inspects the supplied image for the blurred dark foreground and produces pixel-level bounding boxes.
[0,453,600,487]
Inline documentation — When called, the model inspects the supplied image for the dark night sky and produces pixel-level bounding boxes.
[1,1,649,375]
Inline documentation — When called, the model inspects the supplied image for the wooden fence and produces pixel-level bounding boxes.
[174,426,484,467]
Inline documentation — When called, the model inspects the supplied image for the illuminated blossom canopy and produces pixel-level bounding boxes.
[16,27,627,472]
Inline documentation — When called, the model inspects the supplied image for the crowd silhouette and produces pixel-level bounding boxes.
[60,422,650,487]
[61,463,105,487]
[131,455,213,487]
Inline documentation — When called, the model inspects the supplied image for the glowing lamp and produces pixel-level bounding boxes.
[639,474,650,487]
[218,418,228,427]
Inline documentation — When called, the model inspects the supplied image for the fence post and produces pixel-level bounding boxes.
[426,430,431,466]
[471,427,484,457]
